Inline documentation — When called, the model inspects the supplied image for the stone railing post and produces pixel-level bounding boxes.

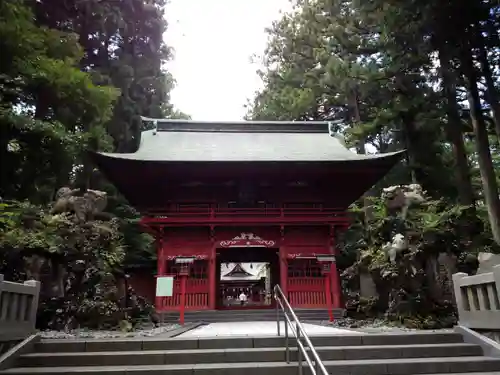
[452,265,500,330]
[24,279,40,330]
[0,275,41,341]
[494,265,500,303]
[452,271,469,316]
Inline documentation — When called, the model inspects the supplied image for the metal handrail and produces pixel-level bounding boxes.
[273,284,329,375]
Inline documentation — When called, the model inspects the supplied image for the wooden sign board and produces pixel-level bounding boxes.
[156,276,174,297]
[175,257,196,264]
[316,255,336,262]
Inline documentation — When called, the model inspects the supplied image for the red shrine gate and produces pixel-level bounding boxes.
[145,225,347,312]
[91,118,404,316]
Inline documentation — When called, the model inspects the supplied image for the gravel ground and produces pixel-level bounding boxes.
[318,318,454,333]
[39,323,181,339]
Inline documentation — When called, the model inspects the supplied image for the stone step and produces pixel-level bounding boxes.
[159,308,343,323]
[161,308,333,315]
[165,315,329,324]
[173,318,337,323]
[3,357,500,375]
[33,331,464,352]
[18,343,483,367]
[168,317,328,323]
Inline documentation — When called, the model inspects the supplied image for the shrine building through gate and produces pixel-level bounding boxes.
[91,119,404,314]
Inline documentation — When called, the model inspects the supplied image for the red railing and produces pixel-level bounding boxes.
[157,278,210,311]
[142,204,347,224]
[287,277,326,308]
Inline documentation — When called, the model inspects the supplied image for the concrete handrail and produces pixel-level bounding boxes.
[0,274,40,342]
[452,265,500,330]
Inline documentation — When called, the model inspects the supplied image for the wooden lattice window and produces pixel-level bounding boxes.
[165,260,207,279]
[287,259,323,278]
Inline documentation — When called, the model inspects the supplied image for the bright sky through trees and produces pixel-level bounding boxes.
[164,0,292,120]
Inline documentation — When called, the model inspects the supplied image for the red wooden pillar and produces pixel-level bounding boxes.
[330,225,342,309]
[279,227,288,298]
[209,243,217,310]
[279,246,288,295]
[179,275,186,323]
[155,233,166,310]
[179,264,190,325]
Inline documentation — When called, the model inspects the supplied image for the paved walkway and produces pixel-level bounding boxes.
[176,321,361,338]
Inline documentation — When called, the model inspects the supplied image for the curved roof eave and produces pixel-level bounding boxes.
[93,128,406,163]
[94,149,406,163]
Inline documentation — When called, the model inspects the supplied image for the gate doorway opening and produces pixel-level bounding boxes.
[216,247,280,310]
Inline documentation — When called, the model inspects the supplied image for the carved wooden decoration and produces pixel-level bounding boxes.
[219,233,276,248]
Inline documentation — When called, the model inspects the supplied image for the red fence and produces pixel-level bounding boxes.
[156,278,210,311]
[287,277,326,308]
[156,260,210,311]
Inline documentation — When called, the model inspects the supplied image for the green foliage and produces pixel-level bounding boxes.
[0,0,119,202]
[1,200,123,260]
[246,0,479,198]
[0,199,156,330]
[27,0,182,280]
[246,0,500,327]
[340,189,495,326]
[33,0,186,153]
[0,0,184,329]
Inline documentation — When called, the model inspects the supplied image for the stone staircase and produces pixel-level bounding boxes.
[160,308,344,323]
[2,330,500,374]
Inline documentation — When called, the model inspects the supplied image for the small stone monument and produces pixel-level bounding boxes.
[477,252,500,274]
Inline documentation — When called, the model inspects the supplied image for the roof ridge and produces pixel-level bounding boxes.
[141,117,333,134]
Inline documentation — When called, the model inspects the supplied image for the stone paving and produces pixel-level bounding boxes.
[176,321,362,337]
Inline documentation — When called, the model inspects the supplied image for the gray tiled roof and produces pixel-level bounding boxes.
[98,128,403,162]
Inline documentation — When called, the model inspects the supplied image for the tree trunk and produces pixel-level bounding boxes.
[438,49,476,207]
[394,74,419,184]
[351,87,366,154]
[350,87,374,225]
[401,117,418,184]
[34,88,50,120]
[461,47,500,244]
[77,16,93,191]
[475,25,500,140]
